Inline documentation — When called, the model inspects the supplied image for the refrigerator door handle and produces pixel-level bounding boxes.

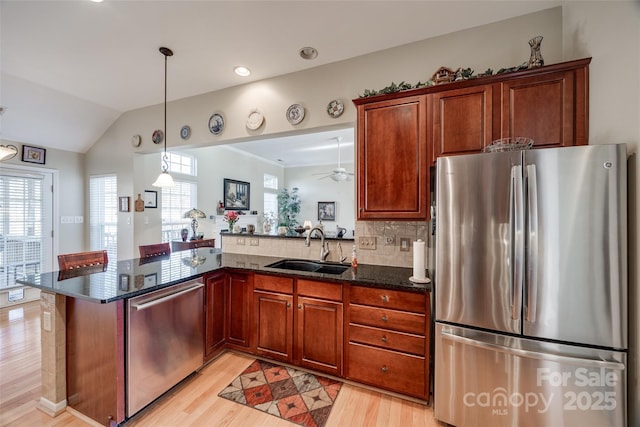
[440,330,625,371]
[525,164,539,322]
[510,165,524,320]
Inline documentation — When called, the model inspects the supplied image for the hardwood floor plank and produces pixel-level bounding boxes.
[1,301,448,427]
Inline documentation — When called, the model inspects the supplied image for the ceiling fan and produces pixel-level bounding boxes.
[313,137,355,182]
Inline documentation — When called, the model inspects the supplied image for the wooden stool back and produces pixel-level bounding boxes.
[139,242,171,258]
[58,250,108,271]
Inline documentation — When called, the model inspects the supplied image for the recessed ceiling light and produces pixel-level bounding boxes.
[234,66,251,77]
[299,47,318,60]
[90,0,104,3]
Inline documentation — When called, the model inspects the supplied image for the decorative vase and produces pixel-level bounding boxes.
[527,36,544,68]
[180,228,189,241]
[233,224,242,233]
[277,226,288,236]
[247,224,255,234]
[263,223,272,234]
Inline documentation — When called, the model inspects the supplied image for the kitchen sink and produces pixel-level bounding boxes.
[265,259,350,275]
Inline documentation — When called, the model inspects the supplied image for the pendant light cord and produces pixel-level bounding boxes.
[160,47,173,173]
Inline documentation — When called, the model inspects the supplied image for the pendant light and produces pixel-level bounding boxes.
[152,46,175,188]
[0,144,18,161]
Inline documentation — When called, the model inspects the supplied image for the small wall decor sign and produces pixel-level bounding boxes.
[119,196,130,212]
[22,145,46,164]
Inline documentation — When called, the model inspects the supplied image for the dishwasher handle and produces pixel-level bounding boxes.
[132,282,204,311]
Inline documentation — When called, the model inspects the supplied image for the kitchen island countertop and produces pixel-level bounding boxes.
[18,248,430,303]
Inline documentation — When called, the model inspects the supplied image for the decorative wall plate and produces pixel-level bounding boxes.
[131,134,142,147]
[152,129,164,144]
[246,109,264,130]
[326,99,344,118]
[180,125,191,140]
[286,104,305,125]
[208,112,225,135]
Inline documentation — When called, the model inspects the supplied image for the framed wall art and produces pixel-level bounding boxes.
[223,178,250,210]
[318,201,336,221]
[119,196,130,212]
[22,145,46,164]
[144,190,158,208]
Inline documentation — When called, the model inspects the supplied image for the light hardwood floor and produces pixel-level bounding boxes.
[1,301,446,427]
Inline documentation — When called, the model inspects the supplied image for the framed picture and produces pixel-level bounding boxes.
[144,190,157,208]
[22,145,46,164]
[144,273,158,287]
[223,178,250,210]
[318,201,336,221]
[118,274,131,291]
[119,196,130,212]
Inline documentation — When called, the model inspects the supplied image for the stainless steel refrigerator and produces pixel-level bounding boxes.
[434,144,627,427]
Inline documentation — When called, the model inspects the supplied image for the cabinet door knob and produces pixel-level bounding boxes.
[381,336,387,343]
[381,315,388,322]
[287,302,291,308]
[381,295,389,302]
[298,304,302,309]
[381,366,388,373]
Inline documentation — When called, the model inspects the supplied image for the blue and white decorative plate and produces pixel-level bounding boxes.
[208,113,225,135]
[286,104,305,125]
[152,129,164,144]
[180,125,191,140]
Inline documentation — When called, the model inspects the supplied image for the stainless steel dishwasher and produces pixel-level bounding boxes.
[127,279,204,417]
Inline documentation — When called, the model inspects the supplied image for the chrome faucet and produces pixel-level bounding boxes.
[305,226,330,261]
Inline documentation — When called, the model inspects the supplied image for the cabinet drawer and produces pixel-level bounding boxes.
[347,342,426,399]
[350,304,425,335]
[349,324,425,355]
[349,286,426,313]
[254,274,293,294]
[297,279,342,301]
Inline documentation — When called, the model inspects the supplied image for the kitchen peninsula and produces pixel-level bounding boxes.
[18,247,431,426]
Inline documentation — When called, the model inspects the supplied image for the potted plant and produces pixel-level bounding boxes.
[277,187,300,232]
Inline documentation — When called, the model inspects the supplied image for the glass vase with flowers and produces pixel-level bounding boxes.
[224,211,239,233]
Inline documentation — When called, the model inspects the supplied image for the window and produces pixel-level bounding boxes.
[89,175,117,262]
[0,171,48,289]
[161,180,197,242]
[166,152,196,176]
[263,173,278,223]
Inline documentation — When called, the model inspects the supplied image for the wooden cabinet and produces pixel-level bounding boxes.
[295,279,343,376]
[499,66,588,148]
[253,274,294,363]
[225,271,252,349]
[252,275,344,376]
[346,285,430,401]
[204,272,225,360]
[171,238,216,252]
[431,84,494,161]
[354,95,429,220]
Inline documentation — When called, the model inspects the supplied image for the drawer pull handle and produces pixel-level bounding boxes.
[381,295,389,302]
[381,366,388,373]
[381,315,388,322]
[381,336,387,343]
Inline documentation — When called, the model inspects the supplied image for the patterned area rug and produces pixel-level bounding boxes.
[218,359,343,427]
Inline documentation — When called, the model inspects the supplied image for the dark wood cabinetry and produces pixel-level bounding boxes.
[253,274,294,362]
[354,95,429,220]
[225,271,252,349]
[204,272,225,360]
[346,285,430,401]
[171,238,215,252]
[295,279,343,376]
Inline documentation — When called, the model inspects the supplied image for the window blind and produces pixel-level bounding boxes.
[89,175,117,262]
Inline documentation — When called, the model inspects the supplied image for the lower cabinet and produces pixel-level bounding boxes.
[204,272,225,360]
[253,275,344,377]
[225,271,253,349]
[346,285,430,401]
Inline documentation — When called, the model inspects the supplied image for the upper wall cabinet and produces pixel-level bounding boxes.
[354,95,429,220]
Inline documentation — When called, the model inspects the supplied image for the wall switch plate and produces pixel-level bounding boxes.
[385,235,396,246]
[237,237,245,245]
[400,237,411,252]
[359,236,377,250]
[249,238,259,246]
[74,216,83,223]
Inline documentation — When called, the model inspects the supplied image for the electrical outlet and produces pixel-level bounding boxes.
[359,236,377,250]
[400,237,411,252]
[385,235,396,246]
[237,237,245,245]
[249,238,259,246]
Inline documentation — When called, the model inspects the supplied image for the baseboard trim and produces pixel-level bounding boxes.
[37,397,67,417]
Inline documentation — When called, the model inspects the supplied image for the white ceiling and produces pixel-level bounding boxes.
[0,0,560,164]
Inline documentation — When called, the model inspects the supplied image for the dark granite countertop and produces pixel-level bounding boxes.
[17,248,430,303]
